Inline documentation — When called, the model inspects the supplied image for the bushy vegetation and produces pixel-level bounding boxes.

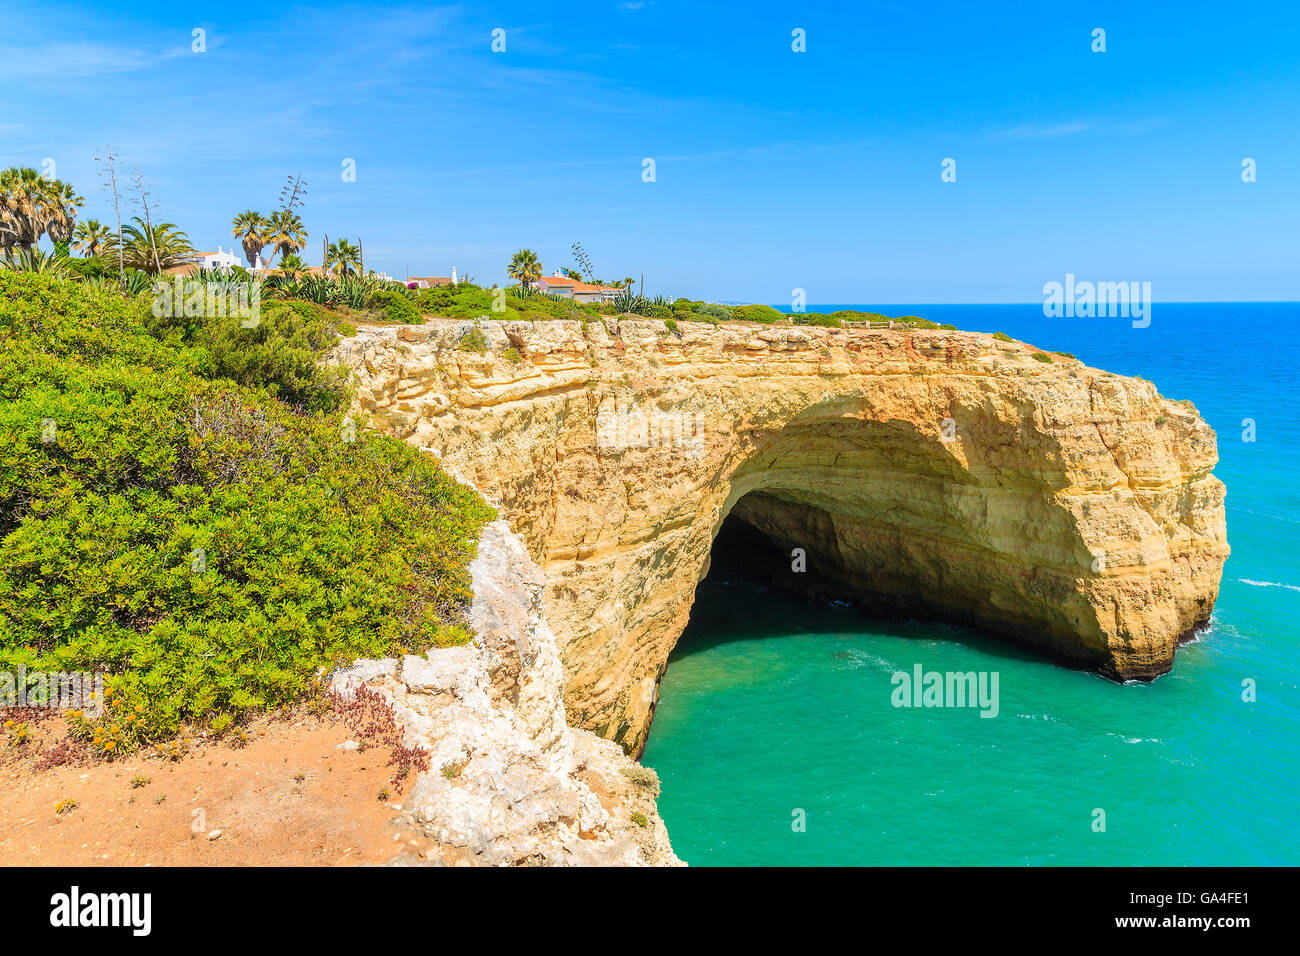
[369,286,420,325]
[731,304,785,324]
[0,272,494,754]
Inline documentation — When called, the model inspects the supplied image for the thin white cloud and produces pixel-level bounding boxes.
[988,120,1094,142]
[0,40,191,79]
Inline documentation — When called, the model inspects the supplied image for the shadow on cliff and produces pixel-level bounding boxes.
[669,511,1054,671]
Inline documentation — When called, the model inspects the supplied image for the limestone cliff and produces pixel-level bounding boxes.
[331,520,680,866]
[334,318,1229,754]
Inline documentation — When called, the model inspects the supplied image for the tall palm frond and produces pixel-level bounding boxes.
[103,218,196,275]
[507,249,542,289]
[72,218,111,258]
[231,210,270,267]
[265,208,308,265]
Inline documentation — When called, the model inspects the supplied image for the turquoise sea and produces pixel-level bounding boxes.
[639,303,1300,866]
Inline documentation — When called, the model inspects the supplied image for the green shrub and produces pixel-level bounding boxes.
[732,304,784,324]
[189,300,350,413]
[458,322,488,352]
[794,312,844,328]
[416,282,497,320]
[1032,351,1053,362]
[696,303,733,323]
[663,317,679,336]
[0,272,494,753]
[504,346,523,364]
[62,257,106,280]
[370,287,421,324]
[993,331,1014,342]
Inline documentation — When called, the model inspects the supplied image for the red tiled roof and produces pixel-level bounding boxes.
[537,275,617,293]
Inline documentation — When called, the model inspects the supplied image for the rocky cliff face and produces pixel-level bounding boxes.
[331,519,680,866]
[334,318,1229,754]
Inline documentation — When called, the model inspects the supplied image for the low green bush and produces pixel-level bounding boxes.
[370,287,421,324]
[732,304,784,324]
[458,323,489,352]
[0,272,494,754]
[794,312,844,328]
[696,303,733,322]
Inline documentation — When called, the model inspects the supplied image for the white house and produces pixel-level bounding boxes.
[191,246,242,272]
[534,271,620,303]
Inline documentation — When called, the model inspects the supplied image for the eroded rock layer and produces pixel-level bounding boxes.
[334,318,1229,753]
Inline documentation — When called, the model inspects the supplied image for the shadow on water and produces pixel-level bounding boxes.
[671,561,1057,674]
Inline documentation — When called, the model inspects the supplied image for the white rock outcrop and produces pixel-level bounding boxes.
[331,520,681,866]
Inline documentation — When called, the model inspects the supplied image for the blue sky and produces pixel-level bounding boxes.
[2,0,1297,302]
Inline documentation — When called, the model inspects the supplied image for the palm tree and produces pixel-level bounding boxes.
[0,167,85,254]
[620,277,635,289]
[277,252,308,279]
[508,249,542,289]
[264,208,308,265]
[561,267,583,280]
[231,210,269,268]
[72,218,112,258]
[42,181,83,254]
[104,218,196,275]
[324,239,361,277]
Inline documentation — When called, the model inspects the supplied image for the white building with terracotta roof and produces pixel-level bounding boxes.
[534,272,620,303]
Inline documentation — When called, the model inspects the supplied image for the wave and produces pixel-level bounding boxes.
[1239,578,1300,593]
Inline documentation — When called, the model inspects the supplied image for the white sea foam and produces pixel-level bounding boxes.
[1239,578,1300,592]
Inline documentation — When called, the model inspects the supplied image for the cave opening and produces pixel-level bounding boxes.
[698,490,942,626]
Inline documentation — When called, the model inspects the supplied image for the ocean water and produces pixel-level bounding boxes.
[639,303,1300,866]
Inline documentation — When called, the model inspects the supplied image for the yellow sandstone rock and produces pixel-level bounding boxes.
[335,318,1229,754]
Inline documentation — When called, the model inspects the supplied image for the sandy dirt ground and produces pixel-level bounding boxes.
[0,711,438,866]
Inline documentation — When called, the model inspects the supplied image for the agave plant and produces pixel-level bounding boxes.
[612,289,653,316]
[296,273,338,305]
[1,249,72,277]
[121,270,155,295]
[335,273,387,309]
[80,275,119,293]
